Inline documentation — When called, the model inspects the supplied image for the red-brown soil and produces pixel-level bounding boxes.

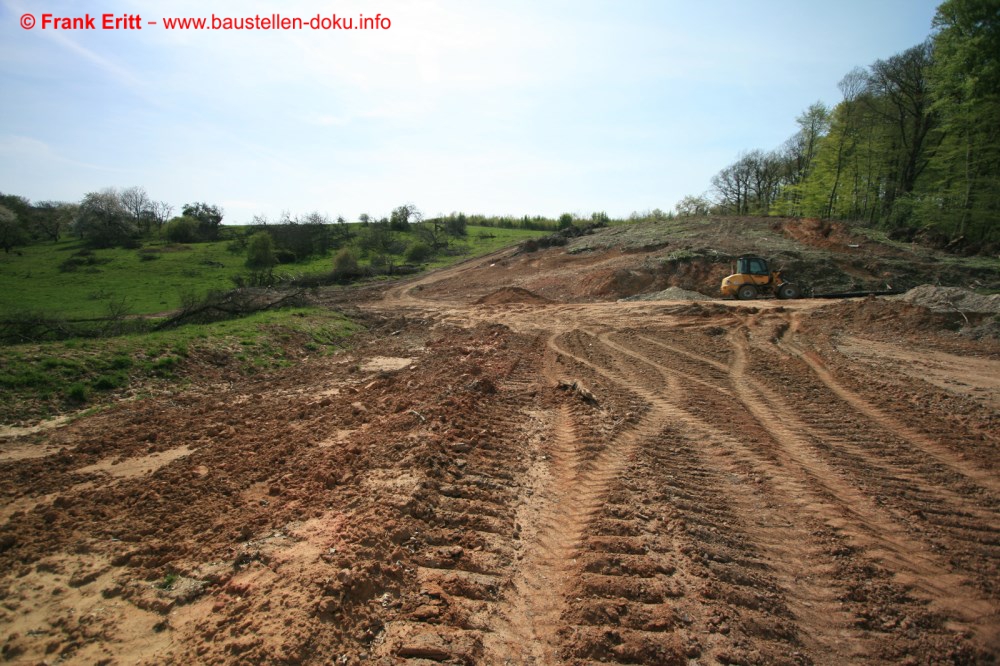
[1,245,998,665]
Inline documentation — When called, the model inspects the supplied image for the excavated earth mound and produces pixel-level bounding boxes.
[474,287,552,305]
[895,284,1000,314]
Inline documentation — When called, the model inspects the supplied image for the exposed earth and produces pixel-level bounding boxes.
[2,220,999,665]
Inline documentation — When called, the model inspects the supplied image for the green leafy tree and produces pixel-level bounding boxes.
[389,204,420,232]
[920,0,1000,245]
[182,202,224,240]
[164,216,200,243]
[445,213,468,237]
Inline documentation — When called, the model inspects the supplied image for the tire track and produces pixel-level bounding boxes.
[725,333,1000,592]
[719,328,998,649]
[589,327,997,659]
[589,331,864,661]
[779,322,1000,496]
[486,333,654,663]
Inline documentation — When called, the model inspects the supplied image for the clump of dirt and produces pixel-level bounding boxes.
[894,285,1000,314]
[775,218,860,251]
[622,286,712,302]
[475,287,552,305]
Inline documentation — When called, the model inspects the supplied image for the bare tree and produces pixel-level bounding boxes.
[119,186,153,231]
[149,201,174,232]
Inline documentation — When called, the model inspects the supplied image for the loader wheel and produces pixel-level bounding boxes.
[778,283,801,299]
[737,284,758,300]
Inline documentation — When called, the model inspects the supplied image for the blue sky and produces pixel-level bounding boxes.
[1,0,941,222]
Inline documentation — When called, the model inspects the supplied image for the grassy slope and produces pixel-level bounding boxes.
[0,226,545,319]
[0,225,545,425]
[0,307,359,425]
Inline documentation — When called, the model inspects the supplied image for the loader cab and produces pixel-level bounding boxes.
[737,256,770,279]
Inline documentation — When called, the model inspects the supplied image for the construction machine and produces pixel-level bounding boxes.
[720,255,802,300]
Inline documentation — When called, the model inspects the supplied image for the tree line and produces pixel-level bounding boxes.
[682,0,998,254]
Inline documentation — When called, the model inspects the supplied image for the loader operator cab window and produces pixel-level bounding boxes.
[747,258,768,276]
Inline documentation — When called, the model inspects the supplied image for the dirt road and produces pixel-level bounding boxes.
[1,250,998,664]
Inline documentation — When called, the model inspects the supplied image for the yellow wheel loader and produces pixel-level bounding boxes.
[720,255,802,300]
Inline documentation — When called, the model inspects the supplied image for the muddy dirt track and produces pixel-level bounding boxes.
[1,249,999,665]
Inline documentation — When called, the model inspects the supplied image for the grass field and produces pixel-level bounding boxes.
[0,226,546,320]
[0,224,546,424]
[0,307,360,425]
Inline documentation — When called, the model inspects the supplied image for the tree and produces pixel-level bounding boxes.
[675,194,712,217]
[795,102,832,182]
[921,0,1000,245]
[74,188,137,248]
[0,205,26,253]
[445,213,468,237]
[390,204,420,232]
[712,154,753,214]
[119,186,152,232]
[557,213,574,229]
[182,202,224,240]
[149,201,174,233]
[31,201,75,242]
[245,231,277,271]
[358,221,400,256]
[164,216,200,243]
[866,41,937,224]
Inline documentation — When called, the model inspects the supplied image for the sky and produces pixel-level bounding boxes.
[1,0,941,223]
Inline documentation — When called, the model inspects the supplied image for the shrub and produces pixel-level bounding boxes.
[164,216,200,243]
[405,241,433,263]
[66,382,89,403]
[274,248,298,264]
[332,248,359,275]
[245,232,277,271]
[93,374,126,391]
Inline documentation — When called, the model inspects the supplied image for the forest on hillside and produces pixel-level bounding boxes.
[683,0,999,254]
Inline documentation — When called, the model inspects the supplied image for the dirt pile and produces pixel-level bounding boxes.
[895,284,1000,314]
[474,287,551,305]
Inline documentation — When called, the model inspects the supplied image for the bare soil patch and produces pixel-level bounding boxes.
[2,232,998,664]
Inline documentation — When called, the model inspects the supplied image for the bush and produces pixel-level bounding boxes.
[332,248,359,275]
[245,232,277,271]
[405,241,433,263]
[93,373,126,390]
[164,216,200,243]
[66,382,89,403]
[274,248,298,264]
